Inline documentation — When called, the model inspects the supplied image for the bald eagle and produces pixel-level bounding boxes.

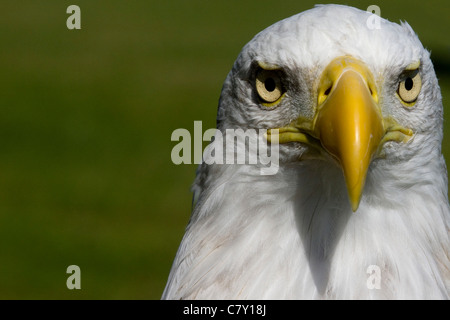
[163,5,450,299]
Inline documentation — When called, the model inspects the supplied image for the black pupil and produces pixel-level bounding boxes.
[264,78,276,92]
[405,77,414,91]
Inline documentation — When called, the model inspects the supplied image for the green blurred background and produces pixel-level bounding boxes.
[0,0,448,299]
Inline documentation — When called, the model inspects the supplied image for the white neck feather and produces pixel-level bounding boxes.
[163,156,450,299]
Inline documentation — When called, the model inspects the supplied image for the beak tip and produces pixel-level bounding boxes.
[348,187,363,212]
[351,201,360,212]
[347,183,363,212]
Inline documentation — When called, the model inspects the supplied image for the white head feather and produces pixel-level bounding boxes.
[163,4,450,299]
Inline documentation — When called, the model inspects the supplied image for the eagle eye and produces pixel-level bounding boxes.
[255,69,284,104]
[397,69,421,105]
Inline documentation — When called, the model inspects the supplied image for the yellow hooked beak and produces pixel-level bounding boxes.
[266,56,413,212]
[315,57,383,211]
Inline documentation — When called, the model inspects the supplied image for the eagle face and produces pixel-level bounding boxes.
[218,5,443,211]
[163,5,449,300]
